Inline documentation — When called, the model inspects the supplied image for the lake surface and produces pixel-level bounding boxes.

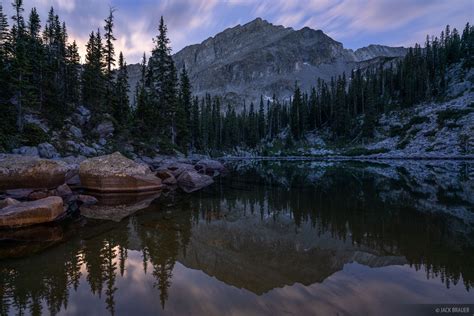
[1,160,473,315]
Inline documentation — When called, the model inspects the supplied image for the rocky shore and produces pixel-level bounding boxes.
[0,152,226,229]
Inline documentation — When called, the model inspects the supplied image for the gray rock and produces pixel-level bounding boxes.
[24,114,50,133]
[98,138,107,146]
[65,141,97,157]
[195,159,226,176]
[73,106,91,126]
[167,162,195,178]
[77,105,91,117]
[94,121,114,138]
[65,140,81,152]
[12,146,39,156]
[79,145,97,157]
[38,143,59,159]
[69,125,83,139]
[177,170,214,193]
[156,170,177,185]
[54,184,73,197]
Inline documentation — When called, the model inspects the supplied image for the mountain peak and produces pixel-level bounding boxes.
[156,19,407,108]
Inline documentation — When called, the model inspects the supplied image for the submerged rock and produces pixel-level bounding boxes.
[77,194,98,206]
[79,152,162,193]
[0,196,65,228]
[0,155,69,190]
[80,192,160,221]
[177,170,214,193]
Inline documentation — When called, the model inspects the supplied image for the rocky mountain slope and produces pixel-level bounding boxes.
[128,18,406,107]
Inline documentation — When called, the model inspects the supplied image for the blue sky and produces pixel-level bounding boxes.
[3,0,473,64]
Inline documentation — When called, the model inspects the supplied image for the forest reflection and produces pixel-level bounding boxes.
[0,161,473,315]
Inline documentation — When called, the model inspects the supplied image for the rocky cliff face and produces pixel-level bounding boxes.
[128,18,406,108]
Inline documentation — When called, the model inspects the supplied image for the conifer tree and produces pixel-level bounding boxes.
[11,0,28,131]
[147,16,178,145]
[113,51,130,127]
[103,8,116,113]
[65,40,80,104]
[176,65,191,150]
[258,95,265,140]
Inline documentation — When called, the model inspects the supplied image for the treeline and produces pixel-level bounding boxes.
[189,23,473,152]
[0,1,472,154]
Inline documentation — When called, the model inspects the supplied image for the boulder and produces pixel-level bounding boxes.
[157,170,177,185]
[65,141,96,157]
[195,159,226,176]
[72,106,91,126]
[79,145,97,157]
[177,170,214,193]
[77,194,98,206]
[54,184,73,197]
[79,152,163,193]
[69,125,83,139]
[166,162,195,178]
[0,196,64,228]
[0,155,69,190]
[38,142,59,159]
[94,121,114,138]
[12,146,39,156]
[0,198,20,209]
[66,175,81,186]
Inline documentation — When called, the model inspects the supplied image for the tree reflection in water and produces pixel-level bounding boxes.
[0,161,472,315]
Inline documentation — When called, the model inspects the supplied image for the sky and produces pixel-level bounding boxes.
[3,0,473,64]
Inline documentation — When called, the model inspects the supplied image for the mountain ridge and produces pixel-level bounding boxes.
[127,18,407,107]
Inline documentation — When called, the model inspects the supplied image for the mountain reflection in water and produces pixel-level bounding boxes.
[0,160,473,315]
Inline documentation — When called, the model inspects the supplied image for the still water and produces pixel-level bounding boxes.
[1,160,473,315]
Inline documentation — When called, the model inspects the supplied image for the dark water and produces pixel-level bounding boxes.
[1,160,473,315]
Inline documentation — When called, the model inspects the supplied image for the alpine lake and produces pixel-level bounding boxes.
[1,159,473,315]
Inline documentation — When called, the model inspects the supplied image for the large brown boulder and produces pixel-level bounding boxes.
[0,196,65,228]
[79,152,162,193]
[0,155,69,190]
[177,170,214,193]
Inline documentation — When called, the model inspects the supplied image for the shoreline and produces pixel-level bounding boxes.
[219,155,474,161]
